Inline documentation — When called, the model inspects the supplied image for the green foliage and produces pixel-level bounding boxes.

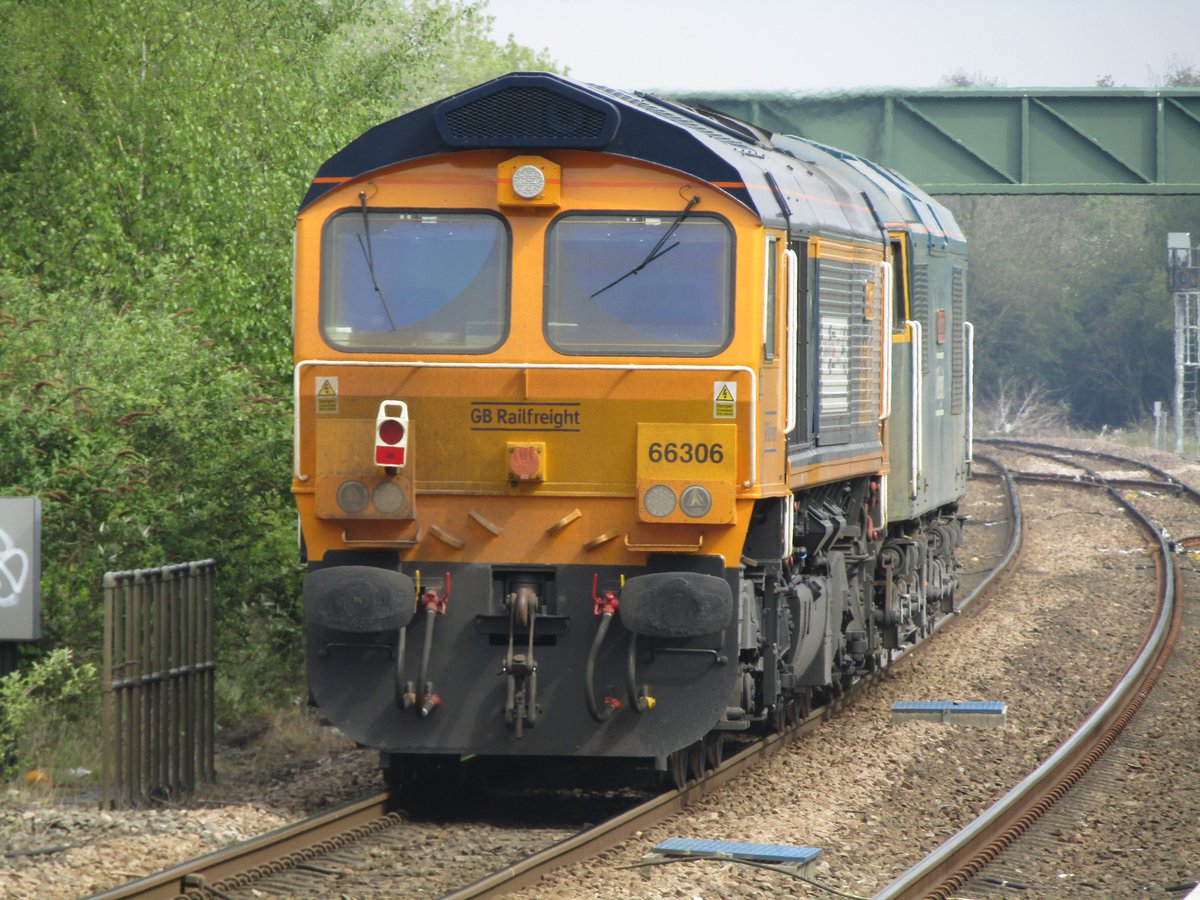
[0,1,561,720]
[0,273,299,654]
[1159,56,1200,87]
[939,69,1005,88]
[946,195,1200,430]
[0,648,97,779]
[396,1,564,106]
[0,0,558,373]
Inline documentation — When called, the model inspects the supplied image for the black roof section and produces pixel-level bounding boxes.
[300,72,963,249]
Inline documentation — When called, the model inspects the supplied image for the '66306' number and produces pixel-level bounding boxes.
[647,441,724,464]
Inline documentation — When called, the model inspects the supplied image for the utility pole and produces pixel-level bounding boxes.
[1168,233,1200,455]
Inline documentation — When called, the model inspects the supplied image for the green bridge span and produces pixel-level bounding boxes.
[669,89,1200,195]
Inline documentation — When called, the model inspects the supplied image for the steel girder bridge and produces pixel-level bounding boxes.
[669,89,1200,195]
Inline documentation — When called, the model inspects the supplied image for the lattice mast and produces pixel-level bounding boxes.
[1168,232,1200,454]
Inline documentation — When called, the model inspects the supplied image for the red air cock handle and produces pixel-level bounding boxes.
[592,573,619,616]
[421,572,450,614]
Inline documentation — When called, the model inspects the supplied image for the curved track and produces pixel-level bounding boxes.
[876,439,1185,899]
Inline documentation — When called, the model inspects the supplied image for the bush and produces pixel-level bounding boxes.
[0,648,97,781]
[0,274,303,710]
[978,377,1071,437]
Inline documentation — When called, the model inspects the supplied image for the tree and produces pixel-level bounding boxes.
[1158,56,1200,87]
[0,0,559,373]
[939,69,1005,88]
[0,0,561,717]
[946,193,1200,430]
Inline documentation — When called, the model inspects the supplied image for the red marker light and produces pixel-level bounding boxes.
[374,400,409,468]
[378,419,405,445]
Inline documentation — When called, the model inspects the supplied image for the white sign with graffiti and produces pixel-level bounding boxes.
[0,498,41,640]
[0,528,29,607]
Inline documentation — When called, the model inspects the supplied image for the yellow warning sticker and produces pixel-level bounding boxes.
[713,381,736,418]
[316,377,339,414]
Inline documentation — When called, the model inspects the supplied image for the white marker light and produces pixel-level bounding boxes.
[511,164,546,199]
[372,481,407,515]
[336,480,369,514]
[644,484,677,518]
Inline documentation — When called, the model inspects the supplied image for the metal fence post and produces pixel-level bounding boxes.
[204,560,216,783]
[101,573,115,809]
[100,560,216,808]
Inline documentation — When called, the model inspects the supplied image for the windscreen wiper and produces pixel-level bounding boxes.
[357,191,398,330]
[590,195,700,299]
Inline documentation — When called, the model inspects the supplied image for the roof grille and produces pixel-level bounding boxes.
[436,82,619,148]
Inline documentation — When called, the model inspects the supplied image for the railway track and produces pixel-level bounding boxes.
[91,459,1025,900]
[90,685,892,899]
[878,439,1187,899]
[81,440,1198,899]
[93,441,1194,899]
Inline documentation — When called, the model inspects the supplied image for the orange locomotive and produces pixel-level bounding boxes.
[293,73,970,782]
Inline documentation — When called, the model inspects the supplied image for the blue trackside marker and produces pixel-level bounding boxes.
[650,837,822,866]
[891,700,1007,727]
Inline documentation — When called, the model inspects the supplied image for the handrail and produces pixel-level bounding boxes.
[964,321,974,462]
[904,320,923,497]
[784,248,799,435]
[880,260,893,422]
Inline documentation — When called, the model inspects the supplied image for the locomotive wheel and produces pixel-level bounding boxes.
[796,688,812,720]
[665,739,710,789]
[771,697,801,733]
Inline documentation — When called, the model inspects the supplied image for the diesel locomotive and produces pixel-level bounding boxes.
[292,72,971,783]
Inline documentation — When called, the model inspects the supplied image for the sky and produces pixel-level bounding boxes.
[483,0,1200,94]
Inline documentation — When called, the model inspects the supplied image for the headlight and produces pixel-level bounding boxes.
[679,485,713,518]
[512,164,546,199]
[643,484,677,518]
[372,481,407,515]
[336,480,369,514]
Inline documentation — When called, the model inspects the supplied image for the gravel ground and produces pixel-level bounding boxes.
[523,441,1200,899]
[0,710,381,898]
[2,437,1197,899]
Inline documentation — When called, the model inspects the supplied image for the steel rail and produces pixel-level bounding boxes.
[988,435,1200,546]
[86,703,852,900]
[876,445,1183,899]
[982,436,1200,504]
[85,792,396,900]
[440,685,861,900]
[952,454,1022,614]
